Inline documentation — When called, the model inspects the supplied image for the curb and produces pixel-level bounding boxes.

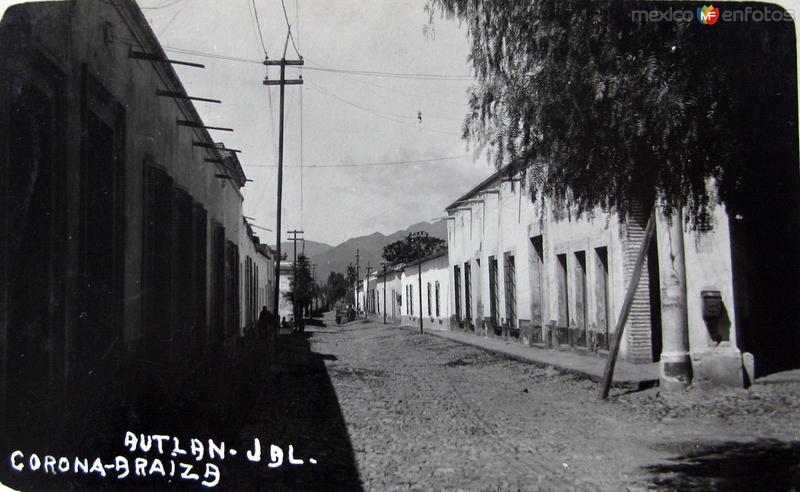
[402,324,658,391]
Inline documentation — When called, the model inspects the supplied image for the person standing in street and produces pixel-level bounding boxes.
[257,306,271,339]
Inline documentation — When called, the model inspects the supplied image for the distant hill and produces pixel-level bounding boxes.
[310,220,447,283]
[278,239,334,260]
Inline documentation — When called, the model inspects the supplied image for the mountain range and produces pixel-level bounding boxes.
[275,220,447,283]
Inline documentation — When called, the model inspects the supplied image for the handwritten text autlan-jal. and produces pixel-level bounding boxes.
[8,431,317,488]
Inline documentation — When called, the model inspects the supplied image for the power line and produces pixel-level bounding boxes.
[305,81,415,121]
[304,82,461,136]
[300,60,471,81]
[139,0,185,10]
[280,0,301,58]
[158,45,470,81]
[242,154,469,168]
[163,45,263,64]
[295,0,304,231]
[251,0,268,55]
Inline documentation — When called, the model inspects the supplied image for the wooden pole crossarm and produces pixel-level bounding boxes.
[129,49,205,68]
[157,90,221,104]
[177,120,233,132]
[263,79,303,86]
[264,59,305,66]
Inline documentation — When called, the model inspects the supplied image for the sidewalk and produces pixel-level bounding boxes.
[417,326,659,389]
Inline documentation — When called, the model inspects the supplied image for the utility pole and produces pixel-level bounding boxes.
[381,261,389,324]
[287,230,304,322]
[311,263,318,312]
[265,32,303,344]
[355,249,360,314]
[365,261,372,320]
[409,231,428,334]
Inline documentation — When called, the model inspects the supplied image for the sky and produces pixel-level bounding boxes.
[139,0,494,246]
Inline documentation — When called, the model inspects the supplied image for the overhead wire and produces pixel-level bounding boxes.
[158,45,470,80]
[139,0,185,10]
[242,154,470,168]
[280,0,301,58]
[304,81,461,136]
[295,0,304,231]
[246,0,277,222]
[251,0,268,56]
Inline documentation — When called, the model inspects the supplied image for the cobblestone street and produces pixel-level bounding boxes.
[274,313,800,491]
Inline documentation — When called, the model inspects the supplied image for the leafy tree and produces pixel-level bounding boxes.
[346,263,358,304]
[285,254,315,317]
[425,1,797,225]
[382,234,446,264]
[324,271,348,306]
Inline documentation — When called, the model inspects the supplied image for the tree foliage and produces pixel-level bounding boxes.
[286,254,316,316]
[323,271,348,306]
[382,235,447,264]
[425,0,797,225]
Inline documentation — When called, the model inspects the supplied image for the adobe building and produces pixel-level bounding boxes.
[278,260,294,321]
[239,219,275,336]
[0,0,277,434]
[400,251,451,331]
[446,166,800,388]
[375,265,403,323]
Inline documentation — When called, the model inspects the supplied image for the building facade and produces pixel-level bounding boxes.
[445,166,800,387]
[239,220,274,336]
[278,260,294,321]
[0,0,278,430]
[375,266,403,323]
[400,251,450,331]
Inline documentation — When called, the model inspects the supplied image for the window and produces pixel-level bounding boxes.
[427,282,432,317]
[435,281,441,317]
[464,262,472,321]
[454,265,462,322]
[144,166,173,364]
[595,247,610,349]
[172,188,194,355]
[574,251,587,346]
[556,253,569,327]
[81,106,124,364]
[530,236,544,329]
[193,204,208,350]
[504,253,517,328]
[226,241,240,338]
[489,256,499,326]
[7,78,63,397]
[211,224,226,348]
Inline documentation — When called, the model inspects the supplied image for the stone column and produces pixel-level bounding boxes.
[656,206,692,391]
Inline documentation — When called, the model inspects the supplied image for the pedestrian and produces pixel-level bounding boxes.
[257,306,271,339]
[280,316,289,332]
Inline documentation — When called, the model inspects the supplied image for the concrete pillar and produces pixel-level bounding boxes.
[656,206,692,391]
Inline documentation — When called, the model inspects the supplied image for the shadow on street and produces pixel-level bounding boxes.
[642,439,800,491]
[222,326,363,491]
[0,322,362,491]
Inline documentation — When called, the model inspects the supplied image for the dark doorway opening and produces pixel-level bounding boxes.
[647,236,662,362]
[7,82,57,423]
